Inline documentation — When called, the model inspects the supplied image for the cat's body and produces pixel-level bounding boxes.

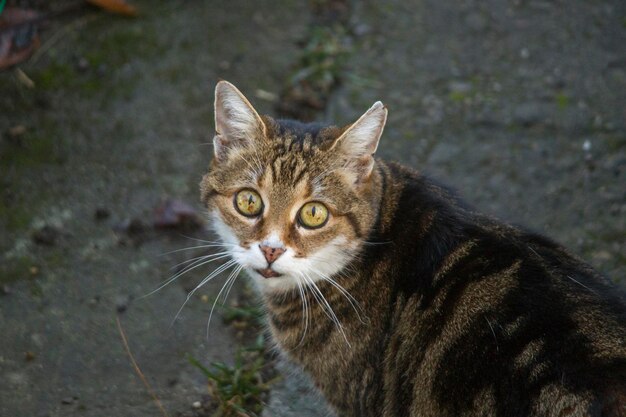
[201,81,626,417]
[266,160,626,416]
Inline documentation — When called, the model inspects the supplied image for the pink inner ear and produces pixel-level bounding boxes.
[331,101,387,161]
[346,155,376,184]
[213,81,267,162]
[213,135,233,162]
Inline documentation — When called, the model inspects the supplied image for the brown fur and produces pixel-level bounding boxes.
[200,82,626,417]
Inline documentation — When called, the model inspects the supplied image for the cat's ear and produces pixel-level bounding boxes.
[213,81,266,162]
[331,101,387,182]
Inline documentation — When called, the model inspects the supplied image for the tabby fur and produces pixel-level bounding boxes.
[200,81,626,417]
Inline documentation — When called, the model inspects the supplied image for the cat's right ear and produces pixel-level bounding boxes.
[330,101,388,183]
[213,81,266,163]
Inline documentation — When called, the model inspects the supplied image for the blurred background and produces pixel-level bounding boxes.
[0,0,624,416]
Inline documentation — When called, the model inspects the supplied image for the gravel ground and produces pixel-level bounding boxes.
[1,0,624,416]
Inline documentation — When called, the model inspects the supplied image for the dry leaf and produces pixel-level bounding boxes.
[85,0,138,17]
[0,8,40,70]
[153,199,204,230]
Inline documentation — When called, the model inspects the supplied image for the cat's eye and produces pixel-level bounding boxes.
[298,202,329,229]
[234,189,264,217]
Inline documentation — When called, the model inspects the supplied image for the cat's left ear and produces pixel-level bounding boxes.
[213,81,267,163]
[331,101,387,183]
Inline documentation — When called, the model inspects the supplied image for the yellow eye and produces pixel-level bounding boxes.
[234,189,263,217]
[298,202,329,229]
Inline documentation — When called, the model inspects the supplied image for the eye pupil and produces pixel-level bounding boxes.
[235,189,263,217]
[299,202,328,229]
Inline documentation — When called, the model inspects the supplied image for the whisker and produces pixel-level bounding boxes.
[311,166,342,184]
[300,273,350,346]
[250,145,265,177]
[207,264,244,337]
[485,316,499,352]
[298,272,334,322]
[173,253,234,278]
[293,277,309,350]
[566,274,597,295]
[176,234,240,247]
[235,152,262,181]
[220,267,242,304]
[157,254,232,296]
[141,253,233,300]
[361,240,393,246]
[316,271,369,325]
[159,244,237,256]
[171,259,238,325]
[168,251,232,271]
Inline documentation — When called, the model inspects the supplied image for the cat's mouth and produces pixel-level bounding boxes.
[255,268,282,279]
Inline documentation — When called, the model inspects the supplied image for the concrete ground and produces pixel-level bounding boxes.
[1,0,624,416]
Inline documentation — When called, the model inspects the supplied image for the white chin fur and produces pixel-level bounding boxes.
[209,210,356,293]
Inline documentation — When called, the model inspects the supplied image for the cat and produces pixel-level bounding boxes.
[200,80,626,417]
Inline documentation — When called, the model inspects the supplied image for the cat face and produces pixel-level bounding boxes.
[201,81,387,292]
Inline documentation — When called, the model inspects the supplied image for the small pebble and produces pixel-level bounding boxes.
[32,225,60,246]
[24,351,35,362]
[61,397,74,405]
[115,295,130,313]
[29,266,39,275]
[94,208,110,220]
[584,154,595,170]
[520,48,530,59]
[115,218,146,236]
[513,102,547,126]
[353,23,371,37]
[448,81,472,93]
[127,218,146,234]
[76,57,89,72]
[8,125,26,138]
[192,401,202,409]
[200,294,209,303]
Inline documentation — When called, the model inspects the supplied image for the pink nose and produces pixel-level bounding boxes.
[259,245,286,264]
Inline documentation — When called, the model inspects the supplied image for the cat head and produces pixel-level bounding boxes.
[201,81,387,292]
